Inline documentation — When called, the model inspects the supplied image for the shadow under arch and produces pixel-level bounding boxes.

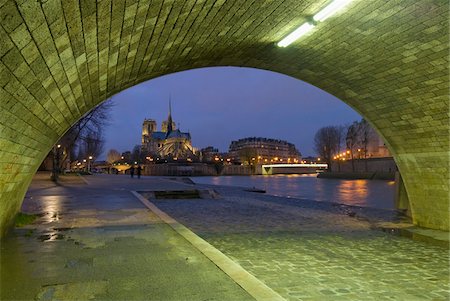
[0,0,448,236]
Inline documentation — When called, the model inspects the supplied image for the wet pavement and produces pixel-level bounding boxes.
[1,173,449,301]
[151,184,450,301]
[0,173,253,301]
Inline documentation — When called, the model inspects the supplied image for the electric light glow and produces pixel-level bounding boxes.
[313,0,354,22]
[277,23,315,47]
[262,163,328,168]
[277,0,355,47]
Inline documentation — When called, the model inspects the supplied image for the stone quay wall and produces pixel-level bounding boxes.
[331,157,397,173]
[143,163,216,176]
[322,157,398,180]
[142,163,253,176]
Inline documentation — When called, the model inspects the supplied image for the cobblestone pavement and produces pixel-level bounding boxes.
[152,184,450,301]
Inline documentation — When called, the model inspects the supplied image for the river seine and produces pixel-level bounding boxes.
[192,174,396,210]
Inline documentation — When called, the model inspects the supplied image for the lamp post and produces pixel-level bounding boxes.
[88,156,93,173]
[51,144,62,182]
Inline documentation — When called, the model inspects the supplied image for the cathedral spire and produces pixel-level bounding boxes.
[167,97,173,133]
[169,96,172,116]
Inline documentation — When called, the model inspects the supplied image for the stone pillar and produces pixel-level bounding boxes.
[394,171,410,217]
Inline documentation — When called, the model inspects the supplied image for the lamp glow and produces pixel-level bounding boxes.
[277,23,315,47]
[313,0,354,22]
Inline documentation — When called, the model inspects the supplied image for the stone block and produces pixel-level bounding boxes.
[10,23,32,50]
[20,41,40,65]
[0,1,23,33]
[18,1,46,31]
[0,0,449,236]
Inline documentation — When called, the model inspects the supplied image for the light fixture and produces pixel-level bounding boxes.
[313,0,354,22]
[277,0,355,47]
[277,22,315,47]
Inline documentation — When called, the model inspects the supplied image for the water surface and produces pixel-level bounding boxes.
[192,174,396,210]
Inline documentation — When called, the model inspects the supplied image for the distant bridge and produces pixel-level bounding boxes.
[261,163,328,175]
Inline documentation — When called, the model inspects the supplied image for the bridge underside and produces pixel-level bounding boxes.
[262,164,328,175]
[0,0,448,235]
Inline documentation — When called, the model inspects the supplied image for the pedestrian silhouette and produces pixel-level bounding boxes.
[137,165,142,179]
[130,165,135,178]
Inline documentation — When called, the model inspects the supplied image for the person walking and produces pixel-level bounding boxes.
[137,165,142,179]
[130,165,135,178]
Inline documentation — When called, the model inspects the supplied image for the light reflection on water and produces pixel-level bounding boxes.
[192,174,395,210]
[40,195,63,224]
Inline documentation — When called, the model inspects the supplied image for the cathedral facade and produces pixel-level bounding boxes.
[141,103,197,161]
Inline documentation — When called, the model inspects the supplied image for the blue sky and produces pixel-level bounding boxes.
[102,67,361,159]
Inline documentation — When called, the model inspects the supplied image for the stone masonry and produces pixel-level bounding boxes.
[0,0,448,235]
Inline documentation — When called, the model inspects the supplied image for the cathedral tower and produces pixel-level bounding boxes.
[142,119,157,144]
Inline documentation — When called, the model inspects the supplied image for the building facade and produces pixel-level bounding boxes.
[228,137,301,164]
[141,103,197,161]
[199,146,220,162]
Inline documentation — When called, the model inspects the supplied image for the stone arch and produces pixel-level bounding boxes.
[0,0,448,235]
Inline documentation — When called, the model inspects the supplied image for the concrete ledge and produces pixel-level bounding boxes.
[400,227,449,249]
[131,191,285,301]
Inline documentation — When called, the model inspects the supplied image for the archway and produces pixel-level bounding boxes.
[0,0,448,235]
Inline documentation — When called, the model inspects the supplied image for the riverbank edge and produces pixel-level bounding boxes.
[318,171,395,180]
[181,178,448,249]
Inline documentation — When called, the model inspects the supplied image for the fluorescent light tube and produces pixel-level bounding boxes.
[313,0,354,22]
[277,23,315,47]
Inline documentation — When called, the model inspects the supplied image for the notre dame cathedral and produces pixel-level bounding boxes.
[141,102,197,161]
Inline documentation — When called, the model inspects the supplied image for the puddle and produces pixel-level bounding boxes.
[139,189,220,200]
[37,233,65,242]
[53,227,72,232]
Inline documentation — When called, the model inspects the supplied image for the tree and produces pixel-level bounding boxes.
[335,125,346,171]
[131,145,148,164]
[344,118,376,172]
[359,119,372,171]
[314,126,344,172]
[78,131,104,160]
[106,149,121,173]
[106,149,121,165]
[346,121,359,171]
[51,99,114,180]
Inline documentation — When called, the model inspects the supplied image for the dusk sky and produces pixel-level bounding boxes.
[102,67,361,159]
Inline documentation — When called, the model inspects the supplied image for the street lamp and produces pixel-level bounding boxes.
[51,144,62,182]
[88,156,93,173]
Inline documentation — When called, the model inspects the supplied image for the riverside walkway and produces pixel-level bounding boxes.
[1,173,448,300]
[0,173,255,301]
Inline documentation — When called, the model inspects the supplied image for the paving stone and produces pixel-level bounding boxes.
[152,183,449,301]
[0,0,449,237]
